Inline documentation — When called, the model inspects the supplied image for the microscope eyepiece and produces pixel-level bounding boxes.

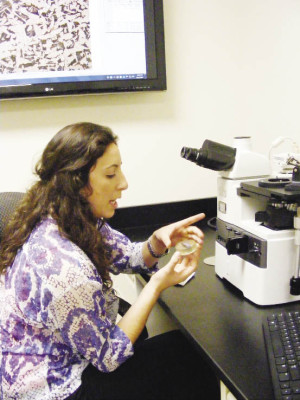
[181,147,199,162]
[181,139,236,171]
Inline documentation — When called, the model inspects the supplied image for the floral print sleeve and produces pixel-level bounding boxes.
[0,218,137,400]
[100,222,159,275]
[46,278,134,373]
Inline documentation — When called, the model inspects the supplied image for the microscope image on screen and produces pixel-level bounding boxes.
[181,136,300,306]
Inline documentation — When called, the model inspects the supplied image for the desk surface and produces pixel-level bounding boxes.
[154,225,300,400]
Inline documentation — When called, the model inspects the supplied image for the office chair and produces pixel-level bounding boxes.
[0,192,25,241]
[0,191,148,339]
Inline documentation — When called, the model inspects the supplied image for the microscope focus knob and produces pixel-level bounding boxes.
[226,236,249,255]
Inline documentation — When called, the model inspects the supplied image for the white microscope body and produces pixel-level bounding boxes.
[215,137,300,306]
[182,137,300,306]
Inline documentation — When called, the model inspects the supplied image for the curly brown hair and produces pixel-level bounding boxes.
[0,122,118,286]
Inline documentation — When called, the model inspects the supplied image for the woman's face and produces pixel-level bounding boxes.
[84,143,128,219]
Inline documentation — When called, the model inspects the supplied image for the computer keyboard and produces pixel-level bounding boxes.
[263,311,300,400]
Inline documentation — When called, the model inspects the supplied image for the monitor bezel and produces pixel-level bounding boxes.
[0,0,166,100]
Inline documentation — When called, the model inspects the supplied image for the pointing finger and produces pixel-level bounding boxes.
[173,213,206,229]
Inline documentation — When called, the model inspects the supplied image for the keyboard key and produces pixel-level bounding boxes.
[277,364,288,373]
[286,350,295,355]
[276,357,286,365]
[271,331,285,357]
[280,383,290,389]
[277,313,285,322]
[282,388,292,395]
[269,325,279,332]
[287,354,296,360]
[279,372,290,382]
[290,365,300,380]
[264,311,300,400]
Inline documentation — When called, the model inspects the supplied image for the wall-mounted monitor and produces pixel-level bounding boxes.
[0,0,166,100]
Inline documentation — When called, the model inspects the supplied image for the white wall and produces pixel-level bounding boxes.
[1,0,300,207]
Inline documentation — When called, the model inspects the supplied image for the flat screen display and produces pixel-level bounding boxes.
[0,0,166,99]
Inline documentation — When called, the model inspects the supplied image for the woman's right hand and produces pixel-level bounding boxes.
[149,244,202,293]
[118,244,202,344]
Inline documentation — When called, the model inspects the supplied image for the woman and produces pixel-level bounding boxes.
[0,122,219,400]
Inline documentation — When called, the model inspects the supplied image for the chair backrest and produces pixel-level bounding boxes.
[0,192,25,242]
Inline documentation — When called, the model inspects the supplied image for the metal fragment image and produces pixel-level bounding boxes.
[0,0,92,74]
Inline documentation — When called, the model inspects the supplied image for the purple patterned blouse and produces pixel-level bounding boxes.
[0,217,156,400]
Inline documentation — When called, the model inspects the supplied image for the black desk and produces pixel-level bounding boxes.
[154,224,300,400]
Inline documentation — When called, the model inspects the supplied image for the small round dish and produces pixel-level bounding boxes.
[175,239,197,256]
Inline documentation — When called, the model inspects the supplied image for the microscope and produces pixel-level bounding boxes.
[181,137,300,306]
